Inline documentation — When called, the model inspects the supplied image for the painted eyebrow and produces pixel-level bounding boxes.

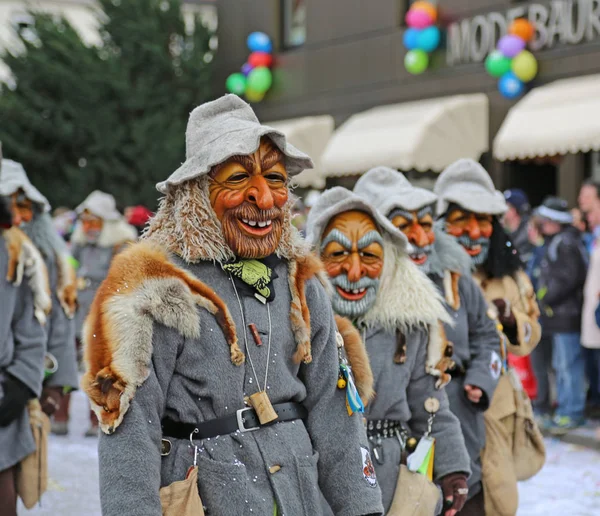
[417,206,433,219]
[357,230,384,249]
[261,147,284,171]
[388,208,414,221]
[320,228,352,251]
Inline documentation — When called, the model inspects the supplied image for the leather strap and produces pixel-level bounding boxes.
[161,401,307,440]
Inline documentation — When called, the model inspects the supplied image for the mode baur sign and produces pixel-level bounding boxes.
[447,0,600,65]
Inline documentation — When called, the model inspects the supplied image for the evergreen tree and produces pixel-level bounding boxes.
[0,0,214,209]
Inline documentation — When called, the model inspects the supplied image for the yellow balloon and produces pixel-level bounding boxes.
[245,88,265,103]
[411,1,437,21]
[511,50,538,82]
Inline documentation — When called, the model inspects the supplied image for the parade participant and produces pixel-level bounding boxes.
[0,159,79,435]
[0,188,47,516]
[435,159,542,516]
[353,167,500,513]
[65,190,137,436]
[306,186,471,516]
[82,95,383,516]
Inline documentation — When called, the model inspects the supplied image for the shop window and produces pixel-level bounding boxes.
[281,0,306,49]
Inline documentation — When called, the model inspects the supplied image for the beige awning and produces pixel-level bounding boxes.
[266,115,334,189]
[321,94,489,177]
[494,74,600,161]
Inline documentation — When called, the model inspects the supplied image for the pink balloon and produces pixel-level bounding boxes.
[405,8,434,29]
[497,34,526,58]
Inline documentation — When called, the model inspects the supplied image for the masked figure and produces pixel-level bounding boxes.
[0,155,47,516]
[435,159,542,516]
[0,160,79,436]
[307,187,471,515]
[354,167,501,515]
[82,95,383,516]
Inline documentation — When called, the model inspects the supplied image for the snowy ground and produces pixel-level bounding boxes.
[19,390,600,516]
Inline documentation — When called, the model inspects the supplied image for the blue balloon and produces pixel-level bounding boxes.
[417,26,441,52]
[403,28,421,50]
[498,72,525,99]
[247,32,273,53]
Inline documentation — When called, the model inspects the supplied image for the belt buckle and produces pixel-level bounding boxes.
[236,407,259,433]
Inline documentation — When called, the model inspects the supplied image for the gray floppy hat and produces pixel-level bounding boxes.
[434,158,507,216]
[354,166,437,216]
[0,159,51,212]
[305,186,409,253]
[76,190,121,221]
[156,94,314,194]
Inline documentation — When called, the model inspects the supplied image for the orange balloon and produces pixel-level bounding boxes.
[509,18,535,42]
[411,1,437,22]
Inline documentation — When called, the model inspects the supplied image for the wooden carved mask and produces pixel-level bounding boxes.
[445,206,493,266]
[388,205,435,272]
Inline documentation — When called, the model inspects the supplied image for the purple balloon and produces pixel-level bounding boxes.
[241,63,254,76]
[497,35,526,58]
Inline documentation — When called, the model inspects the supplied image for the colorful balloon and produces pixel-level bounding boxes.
[498,71,525,99]
[247,66,273,93]
[411,2,437,22]
[511,50,538,82]
[247,32,273,53]
[248,51,273,68]
[417,26,440,52]
[405,8,434,29]
[245,88,265,103]
[225,73,247,95]
[404,49,429,75]
[403,28,421,50]
[241,63,254,77]
[497,34,526,58]
[508,18,535,42]
[485,50,512,78]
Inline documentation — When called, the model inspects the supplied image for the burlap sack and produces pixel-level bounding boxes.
[159,466,205,516]
[16,399,50,509]
[387,465,441,516]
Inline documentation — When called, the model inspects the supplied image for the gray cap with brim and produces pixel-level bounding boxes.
[434,158,507,216]
[354,166,437,216]
[76,190,121,221]
[0,159,51,212]
[156,94,314,194]
[306,186,409,253]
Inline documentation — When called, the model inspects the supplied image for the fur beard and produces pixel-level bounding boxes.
[457,235,490,266]
[329,274,379,318]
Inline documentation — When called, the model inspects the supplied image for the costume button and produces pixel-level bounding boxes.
[269,465,281,474]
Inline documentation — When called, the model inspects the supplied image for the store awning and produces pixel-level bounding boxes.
[494,74,600,161]
[321,94,489,177]
[266,115,334,189]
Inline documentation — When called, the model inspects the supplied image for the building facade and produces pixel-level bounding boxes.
[215,0,600,204]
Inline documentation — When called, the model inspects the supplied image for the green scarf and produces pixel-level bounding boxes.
[222,259,273,301]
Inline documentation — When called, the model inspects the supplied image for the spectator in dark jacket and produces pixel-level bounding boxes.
[503,188,534,265]
[536,197,588,433]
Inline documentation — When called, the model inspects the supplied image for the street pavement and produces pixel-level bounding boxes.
[19,390,600,516]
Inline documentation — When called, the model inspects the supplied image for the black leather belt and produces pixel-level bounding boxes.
[161,402,307,441]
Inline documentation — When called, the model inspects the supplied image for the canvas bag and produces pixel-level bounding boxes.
[387,465,441,516]
[16,399,50,509]
[159,466,205,516]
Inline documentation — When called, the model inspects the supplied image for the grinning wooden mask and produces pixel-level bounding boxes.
[445,205,493,266]
[388,205,435,271]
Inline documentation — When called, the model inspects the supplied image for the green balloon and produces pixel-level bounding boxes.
[247,67,273,93]
[485,51,512,78]
[404,50,429,75]
[226,73,247,95]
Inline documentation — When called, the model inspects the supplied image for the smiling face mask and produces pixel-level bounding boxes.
[445,206,493,266]
[320,210,384,318]
[388,205,435,273]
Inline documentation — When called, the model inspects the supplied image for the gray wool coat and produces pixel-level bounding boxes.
[98,259,384,516]
[362,325,471,513]
[0,233,46,471]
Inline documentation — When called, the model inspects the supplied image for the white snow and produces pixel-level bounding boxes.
[19,390,600,515]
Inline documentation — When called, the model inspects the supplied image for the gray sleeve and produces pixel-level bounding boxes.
[7,281,46,396]
[407,330,471,481]
[461,276,501,411]
[300,279,384,516]
[98,323,181,516]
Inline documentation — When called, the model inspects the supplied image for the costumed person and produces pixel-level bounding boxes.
[0,188,47,516]
[306,186,471,516]
[0,159,79,436]
[353,167,500,515]
[82,95,383,516]
[435,159,543,516]
[64,190,137,437]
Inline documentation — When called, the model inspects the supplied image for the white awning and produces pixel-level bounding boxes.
[266,115,334,189]
[494,74,600,161]
[321,94,489,177]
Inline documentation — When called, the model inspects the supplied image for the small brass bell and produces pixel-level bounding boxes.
[337,378,347,389]
[406,437,418,452]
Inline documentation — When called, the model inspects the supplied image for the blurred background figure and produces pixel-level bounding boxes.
[578,180,600,254]
[303,189,321,213]
[52,207,77,243]
[291,197,307,235]
[504,188,533,265]
[126,205,153,237]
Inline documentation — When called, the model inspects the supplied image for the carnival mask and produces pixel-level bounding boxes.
[388,205,435,272]
[445,206,493,266]
[81,211,104,244]
[11,190,33,225]
[320,211,384,318]
[209,138,288,259]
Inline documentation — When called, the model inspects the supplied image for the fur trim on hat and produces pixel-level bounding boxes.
[71,219,138,249]
[4,227,52,325]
